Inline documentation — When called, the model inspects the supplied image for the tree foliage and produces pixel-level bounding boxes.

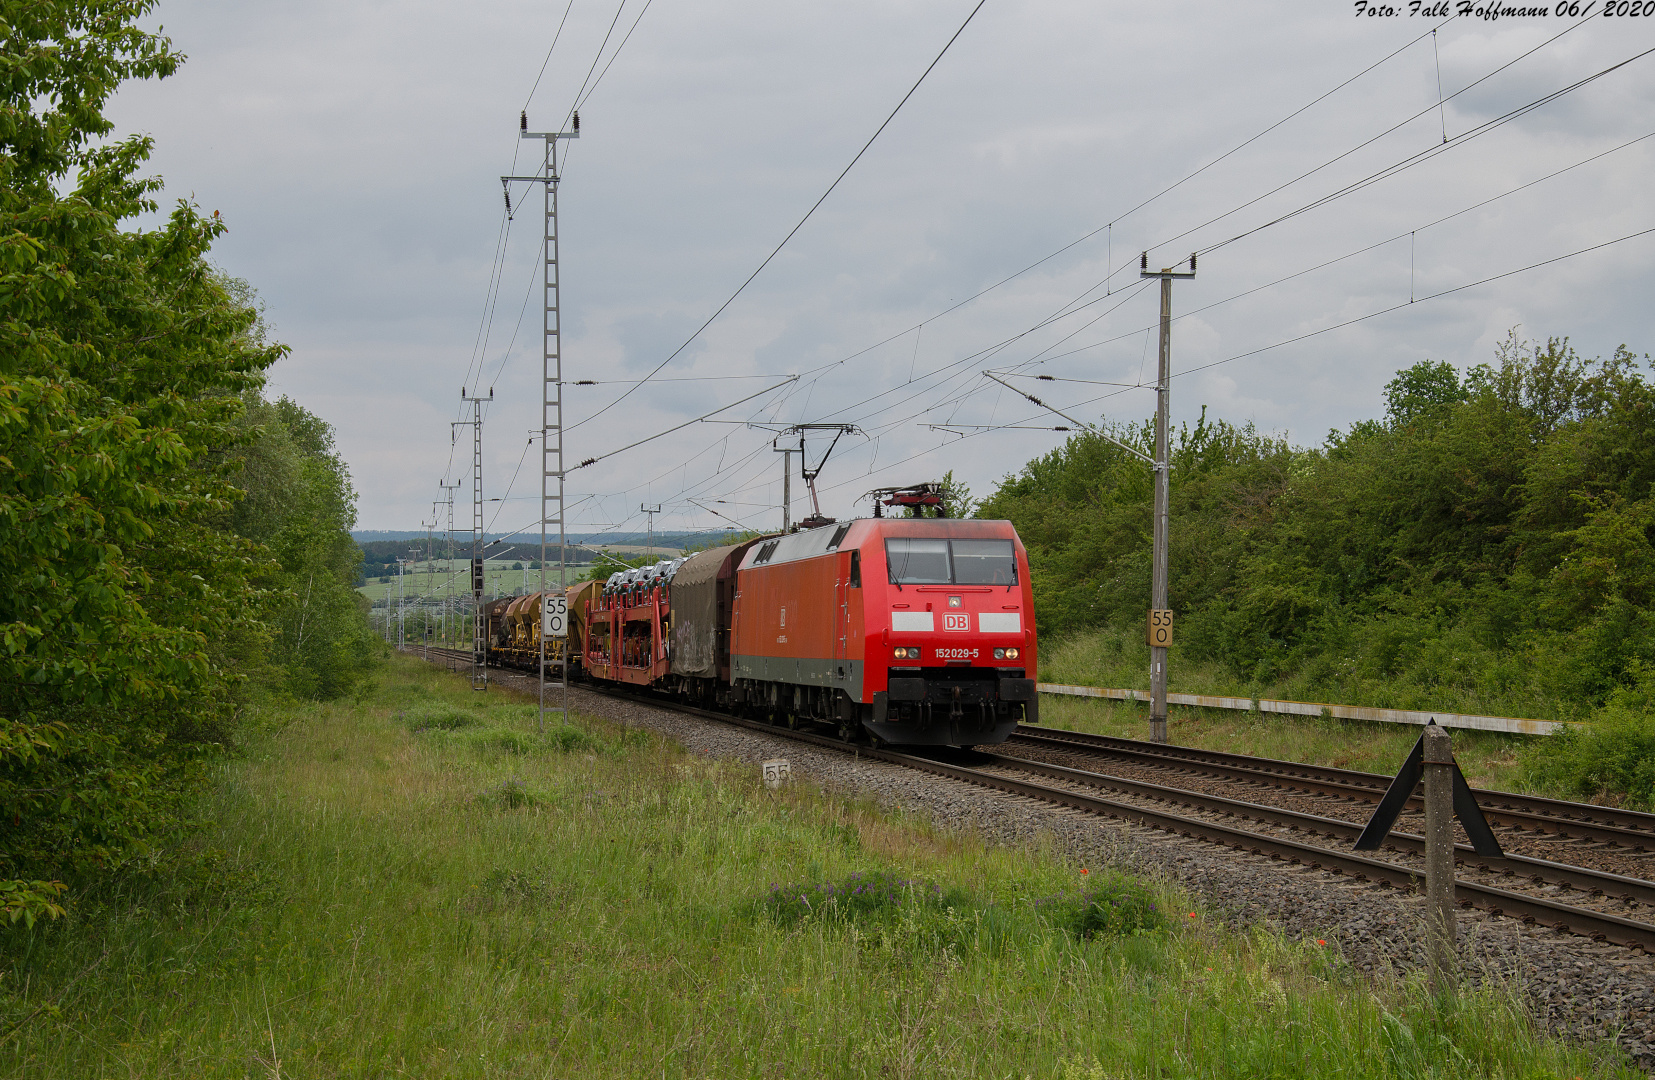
[978,335,1655,734]
[0,1,371,923]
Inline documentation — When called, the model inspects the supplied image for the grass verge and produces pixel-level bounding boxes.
[0,655,1635,1077]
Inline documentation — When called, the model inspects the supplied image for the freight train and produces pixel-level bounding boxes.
[480,515,1037,746]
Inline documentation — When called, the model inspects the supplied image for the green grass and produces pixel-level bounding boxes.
[0,656,1634,1078]
[1040,626,1567,720]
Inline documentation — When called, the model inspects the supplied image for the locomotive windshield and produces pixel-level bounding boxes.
[885,538,950,583]
[885,538,1016,585]
[951,539,1017,584]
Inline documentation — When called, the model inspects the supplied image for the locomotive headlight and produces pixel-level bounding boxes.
[994,647,1019,661]
[893,646,920,660]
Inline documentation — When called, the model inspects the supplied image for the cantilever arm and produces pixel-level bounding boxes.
[980,372,1155,466]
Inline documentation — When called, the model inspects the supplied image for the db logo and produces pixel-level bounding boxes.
[943,613,969,632]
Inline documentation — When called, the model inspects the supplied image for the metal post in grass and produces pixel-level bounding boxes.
[1422,722,1456,994]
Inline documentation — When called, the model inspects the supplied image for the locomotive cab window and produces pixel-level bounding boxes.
[849,550,861,588]
[886,538,1015,585]
[885,538,951,584]
[951,539,1016,585]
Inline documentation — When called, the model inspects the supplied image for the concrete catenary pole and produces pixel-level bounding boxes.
[773,438,797,532]
[1140,253,1195,744]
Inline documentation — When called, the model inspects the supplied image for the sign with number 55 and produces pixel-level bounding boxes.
[1146,609,1173,648]
[543,594,568,638]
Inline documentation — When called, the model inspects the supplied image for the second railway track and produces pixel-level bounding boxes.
[1012,724,1655,846]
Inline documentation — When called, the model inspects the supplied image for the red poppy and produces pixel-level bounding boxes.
[1080,868,1089,875]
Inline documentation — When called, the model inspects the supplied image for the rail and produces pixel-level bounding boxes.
[1014,726,1655,844]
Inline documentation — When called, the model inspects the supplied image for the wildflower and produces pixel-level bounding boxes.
[1316,939,1327,946]
[1080,867,1089,875]
[1188,912,1197,918]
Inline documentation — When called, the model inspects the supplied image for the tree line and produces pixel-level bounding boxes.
[0,2,375,924]
[979,336,1655,805]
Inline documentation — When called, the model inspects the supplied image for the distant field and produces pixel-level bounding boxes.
[357,550,684,602]
[357,563,586,603]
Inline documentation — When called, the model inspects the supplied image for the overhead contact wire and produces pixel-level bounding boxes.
[567,0,992,435]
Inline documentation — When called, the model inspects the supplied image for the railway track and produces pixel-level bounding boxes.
[1012,725,1655,848]
[417,649,1655,951]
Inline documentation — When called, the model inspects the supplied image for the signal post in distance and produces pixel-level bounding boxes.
[1140,253,1195,744]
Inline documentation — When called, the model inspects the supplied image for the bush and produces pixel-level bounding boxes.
[1520,661,1655,808]
[1035,875,1169,939]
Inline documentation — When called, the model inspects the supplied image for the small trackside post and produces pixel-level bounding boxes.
[1423,723,1456,995]
[1356,719,1502,995]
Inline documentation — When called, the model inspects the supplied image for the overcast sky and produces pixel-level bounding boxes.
[108,1,1655,537]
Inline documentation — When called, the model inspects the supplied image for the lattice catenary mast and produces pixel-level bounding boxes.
[503,109,579,733]
[456,386,492,689]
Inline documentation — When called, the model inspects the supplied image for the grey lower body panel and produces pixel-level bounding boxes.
[732,653,864,701]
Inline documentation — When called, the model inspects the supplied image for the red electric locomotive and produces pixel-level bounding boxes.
[576,517,1037,747]
[727,517,1036,745]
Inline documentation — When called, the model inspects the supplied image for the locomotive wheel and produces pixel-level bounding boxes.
[784,711,802,731]
[836,719,858,744]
